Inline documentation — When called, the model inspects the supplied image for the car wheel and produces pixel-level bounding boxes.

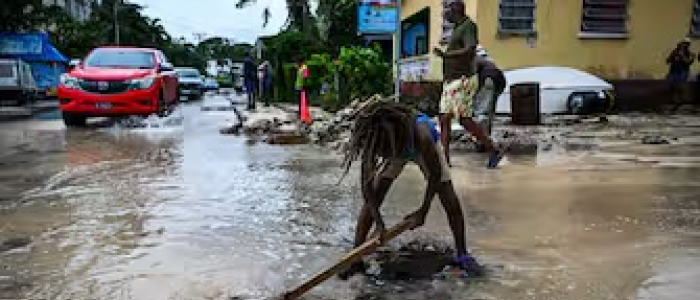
[157,90,169,118]
[62,112,87,127]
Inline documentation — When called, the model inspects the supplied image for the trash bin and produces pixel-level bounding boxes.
[510,82,541,125]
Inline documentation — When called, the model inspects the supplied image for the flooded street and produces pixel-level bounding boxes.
[1,95,700,300]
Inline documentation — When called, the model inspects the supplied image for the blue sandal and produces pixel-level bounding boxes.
[487,150,505,169]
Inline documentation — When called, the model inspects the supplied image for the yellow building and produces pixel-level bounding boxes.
[398,0,700,82]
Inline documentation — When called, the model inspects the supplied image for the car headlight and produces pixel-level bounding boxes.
[60,74,80,89]
[128,75,156,90]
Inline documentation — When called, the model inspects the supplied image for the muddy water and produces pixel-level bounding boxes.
[1,103,700,300]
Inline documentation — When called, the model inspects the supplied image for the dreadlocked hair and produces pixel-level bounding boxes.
[339,97,416,183]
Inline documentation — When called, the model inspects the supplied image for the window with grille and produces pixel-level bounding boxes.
[691,0,700,37]
[580,0,629,36]
[498,0,536,34]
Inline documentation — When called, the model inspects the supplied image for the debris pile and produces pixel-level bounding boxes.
[219,106,309,145]
[306,102,359,151]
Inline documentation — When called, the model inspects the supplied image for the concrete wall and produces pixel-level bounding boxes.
[477,0,698,79]
[399,0,700,81]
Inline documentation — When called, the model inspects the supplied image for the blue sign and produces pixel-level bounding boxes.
[357,0,399,34]
[0,34,43,56]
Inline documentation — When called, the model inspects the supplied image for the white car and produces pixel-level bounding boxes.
[496,66,614,115]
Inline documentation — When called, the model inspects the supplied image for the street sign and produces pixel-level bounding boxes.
[357,0,399,34]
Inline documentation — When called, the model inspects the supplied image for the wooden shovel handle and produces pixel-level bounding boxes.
[282,218,416,300]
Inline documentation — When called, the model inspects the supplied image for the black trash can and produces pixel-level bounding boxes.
[510,82,541,125]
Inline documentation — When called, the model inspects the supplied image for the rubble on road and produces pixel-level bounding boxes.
[219,105,309,145]
[304,98,367,152]
[223,94,700,154]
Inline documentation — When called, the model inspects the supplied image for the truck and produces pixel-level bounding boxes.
[0,33,68,111]
[0,58,40,114]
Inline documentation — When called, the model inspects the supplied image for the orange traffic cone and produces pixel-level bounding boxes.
[300,89,312,124]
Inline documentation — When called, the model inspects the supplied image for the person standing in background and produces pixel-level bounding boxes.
[264,61,273,106]
[243,56,257,110]
[294,57,309,119]
[257,61,266,105]
[666,38,694,105]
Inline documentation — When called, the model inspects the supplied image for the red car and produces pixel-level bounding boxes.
[58,46,179,127]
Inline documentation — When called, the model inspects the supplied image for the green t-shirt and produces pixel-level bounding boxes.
[295,64,308,90]
[444,16,479,80]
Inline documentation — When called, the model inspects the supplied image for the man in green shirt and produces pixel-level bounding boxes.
[433,0,503,169]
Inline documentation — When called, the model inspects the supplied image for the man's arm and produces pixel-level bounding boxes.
[683,51,695,64]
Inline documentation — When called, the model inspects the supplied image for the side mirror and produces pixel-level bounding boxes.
[159,62,174,72]
[68,59,81,69]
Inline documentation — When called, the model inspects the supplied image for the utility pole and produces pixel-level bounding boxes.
[114,0,120,45]
[394,0,402,102]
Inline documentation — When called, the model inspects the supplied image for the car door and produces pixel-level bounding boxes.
[157,51,178,103]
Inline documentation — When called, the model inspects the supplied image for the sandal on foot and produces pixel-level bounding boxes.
[487,150,505,169]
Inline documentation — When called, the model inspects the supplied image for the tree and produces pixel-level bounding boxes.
[235,0,318,37]
[315,0,362,52]
[235,0,360,54]
[0,0,51,32]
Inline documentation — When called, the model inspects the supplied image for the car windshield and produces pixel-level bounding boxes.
[83,49,156,69]
[176,69,201,78]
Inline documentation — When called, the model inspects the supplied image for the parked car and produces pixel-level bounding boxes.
[175,67,204,101]
[57,46,179,127]
[495,66,614,115]
[202,77,219,92]
[0,58,40,112]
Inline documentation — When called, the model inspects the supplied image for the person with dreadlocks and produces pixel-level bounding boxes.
[434,0,504,168]
[337,98,487,280]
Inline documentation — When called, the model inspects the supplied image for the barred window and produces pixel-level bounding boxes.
[691,0,700,37]
[498,0,536,34]
[580,0,629,36]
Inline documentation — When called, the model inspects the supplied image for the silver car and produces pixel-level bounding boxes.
[175,67,204,101]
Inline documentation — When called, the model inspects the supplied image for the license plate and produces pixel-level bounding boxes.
[95,102,112,109]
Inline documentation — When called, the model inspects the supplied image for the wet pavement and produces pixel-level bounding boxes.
[1,93,700,300]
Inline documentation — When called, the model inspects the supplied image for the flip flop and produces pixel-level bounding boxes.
[487,150,505,169]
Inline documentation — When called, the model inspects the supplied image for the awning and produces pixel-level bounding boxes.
[0,32,68,64]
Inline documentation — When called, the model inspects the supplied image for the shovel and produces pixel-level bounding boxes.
[281,218,417,300]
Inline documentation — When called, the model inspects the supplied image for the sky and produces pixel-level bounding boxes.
[129,0,288,45]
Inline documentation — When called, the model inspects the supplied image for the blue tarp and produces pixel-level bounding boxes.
[0,32,68,63]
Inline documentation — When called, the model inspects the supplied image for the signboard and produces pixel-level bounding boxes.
[399,58,430,82]
[0,34,43,56]
[357,0,399,34]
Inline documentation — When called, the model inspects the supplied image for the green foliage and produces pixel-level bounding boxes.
[301,45,392,112]
[197,37,253,62]
[263,31,324,64]
[336,45,392,101]
[0,0,53,32]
